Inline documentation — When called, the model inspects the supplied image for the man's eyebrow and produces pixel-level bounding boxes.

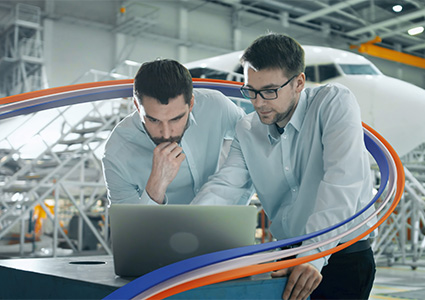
[145,111,187,122]
[245,83,280,89]
[145,114,158,121]
[171,112,187,121]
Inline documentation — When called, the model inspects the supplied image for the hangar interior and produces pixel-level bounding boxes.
[1,0,425,299]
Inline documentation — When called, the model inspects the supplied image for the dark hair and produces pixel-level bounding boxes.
[241,33,305,78]
[133,59,193,105]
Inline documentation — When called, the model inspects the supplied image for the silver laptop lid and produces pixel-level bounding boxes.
[109,204,257,277]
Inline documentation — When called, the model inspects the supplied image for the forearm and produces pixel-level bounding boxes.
[192,138,254,205]
[103,162,156,205]
[145,173,168,204]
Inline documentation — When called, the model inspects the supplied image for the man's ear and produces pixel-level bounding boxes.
[133,98,140,112]
[296,73,306,92]
[134,97,146,123]
[189,94,195,112]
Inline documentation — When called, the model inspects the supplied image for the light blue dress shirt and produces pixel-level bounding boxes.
[192,83,376,271]
[102,88,247,206]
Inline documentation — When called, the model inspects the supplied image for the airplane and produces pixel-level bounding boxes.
[185,46,425,158]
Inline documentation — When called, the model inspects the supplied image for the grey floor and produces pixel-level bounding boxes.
[371,263,425,300]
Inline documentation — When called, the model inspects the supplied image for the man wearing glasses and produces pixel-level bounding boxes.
[193,33,376,300]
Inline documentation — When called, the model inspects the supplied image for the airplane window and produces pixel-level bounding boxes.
[318,64,340,81]
[234,65,243,75]
[339,64,379,75]
[189,68,228,80]
[232,65,244,82]
[305,66,316,82]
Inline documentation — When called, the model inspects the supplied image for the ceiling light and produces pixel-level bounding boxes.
[124,60,141,67]
[392,5,403,12]
[408,26,424,35]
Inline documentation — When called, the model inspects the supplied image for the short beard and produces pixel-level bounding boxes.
[256,94,297,126]
[150,135,182,145]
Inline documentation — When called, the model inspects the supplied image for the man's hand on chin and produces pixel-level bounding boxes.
[146,142,185,204]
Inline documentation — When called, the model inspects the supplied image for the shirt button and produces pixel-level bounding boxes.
[292,188,297,192]
[285,166,289,171]
[282,134,287,139]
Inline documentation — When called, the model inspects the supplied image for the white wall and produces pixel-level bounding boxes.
[44,20,115,87]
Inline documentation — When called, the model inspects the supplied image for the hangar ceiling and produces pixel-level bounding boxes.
[1,0,425,64]
[204,0,425,61]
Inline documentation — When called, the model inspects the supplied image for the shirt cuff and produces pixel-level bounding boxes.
[296,248,326,272]
[141,190,168,205]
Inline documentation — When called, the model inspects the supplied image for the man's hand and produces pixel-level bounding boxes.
[271,263,322,300]
[146,142,186,204]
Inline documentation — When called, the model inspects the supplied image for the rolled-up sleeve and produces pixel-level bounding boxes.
[102,157,158,205]
[192,135,254,206]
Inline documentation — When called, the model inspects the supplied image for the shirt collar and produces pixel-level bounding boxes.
[188,110,197,128]
[289,90,307,132]
[266,90,307,144]
[267,123,280,145]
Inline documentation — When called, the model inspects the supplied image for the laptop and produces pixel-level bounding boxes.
[109,204,258,277]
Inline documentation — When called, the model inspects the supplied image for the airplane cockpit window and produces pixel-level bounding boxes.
[318,64,340,81]
[189,67,228,80]
[339,64,379,75]
[305,66,316,82]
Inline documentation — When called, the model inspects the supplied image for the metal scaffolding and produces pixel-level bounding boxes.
[372,141,425,268]
[373,162,425,269]
[0,97,134,257]
[0,3,47,98]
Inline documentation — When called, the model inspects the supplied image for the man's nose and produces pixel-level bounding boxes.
[160,123,171,138]
[251,93,265,106]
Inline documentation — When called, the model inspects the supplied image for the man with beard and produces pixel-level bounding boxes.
[102,59,249,205]
[192,33,376,300]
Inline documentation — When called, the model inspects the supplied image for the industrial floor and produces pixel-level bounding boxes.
[370,263,425,300]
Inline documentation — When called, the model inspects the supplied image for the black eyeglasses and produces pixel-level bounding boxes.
[240,75,298,100]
